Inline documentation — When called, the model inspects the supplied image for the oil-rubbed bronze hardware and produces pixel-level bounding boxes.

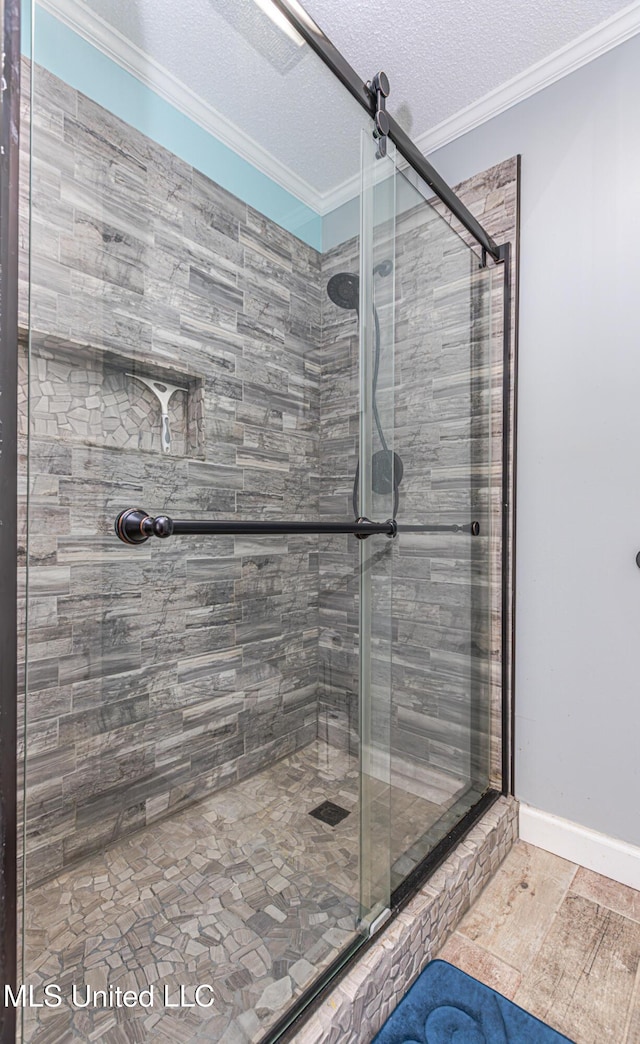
[114,509,397,544]
[369,70,390,157]
[114,509,480,546]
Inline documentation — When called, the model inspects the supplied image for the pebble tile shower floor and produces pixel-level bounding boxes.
[22,740,444,1043]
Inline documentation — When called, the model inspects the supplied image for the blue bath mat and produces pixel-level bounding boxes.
[372,960,575,1043]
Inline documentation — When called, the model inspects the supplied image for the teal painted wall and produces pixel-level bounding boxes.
[24,1,322,250]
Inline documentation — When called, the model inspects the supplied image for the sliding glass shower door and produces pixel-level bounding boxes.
[384,165,497,888]
[18,1,498,1040]
[358,131,397,931]
[18,6,397,1041]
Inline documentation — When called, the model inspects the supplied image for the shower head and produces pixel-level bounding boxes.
[326,260,393,312]
[327,271,359,311]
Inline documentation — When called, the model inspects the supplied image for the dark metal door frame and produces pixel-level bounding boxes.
[0,0,21,1038]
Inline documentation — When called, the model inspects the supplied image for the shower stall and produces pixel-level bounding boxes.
[0,0,516,1040]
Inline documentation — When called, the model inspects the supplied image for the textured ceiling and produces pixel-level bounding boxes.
[82,0,373,198]
[302,0,632,138]
[80,0,632,199]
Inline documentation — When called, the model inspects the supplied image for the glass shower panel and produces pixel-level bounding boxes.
[387,168,496,887]
[358,132,397,931]
[20,3,397,1042]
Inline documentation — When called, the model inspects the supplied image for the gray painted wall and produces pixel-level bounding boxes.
[429,34,640,846]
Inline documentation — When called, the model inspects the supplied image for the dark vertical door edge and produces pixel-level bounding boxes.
[499,240,512,797]
[0,0,21,1039]
[508,156,522,797]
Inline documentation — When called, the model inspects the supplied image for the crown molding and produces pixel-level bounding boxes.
[414,0,640,155]
[36,0,325,214]
[314,2,640,215]
[36,0,640,219]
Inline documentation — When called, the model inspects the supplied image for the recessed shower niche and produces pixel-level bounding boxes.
[23,334,206,459]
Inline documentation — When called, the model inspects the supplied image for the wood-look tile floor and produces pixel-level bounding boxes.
[438,839,640,1044]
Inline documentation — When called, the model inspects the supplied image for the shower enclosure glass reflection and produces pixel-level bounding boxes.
[19,1,496,1039]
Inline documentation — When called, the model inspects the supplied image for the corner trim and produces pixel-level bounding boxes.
[519,803,640,891]
[415,0,640,154]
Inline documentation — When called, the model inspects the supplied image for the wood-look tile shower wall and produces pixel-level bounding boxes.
[19,64,323,886]
[318,159,517,801]
[19,59,516,887]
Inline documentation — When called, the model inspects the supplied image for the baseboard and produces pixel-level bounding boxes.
[519,803,640,891]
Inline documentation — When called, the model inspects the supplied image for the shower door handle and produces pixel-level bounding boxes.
[114,509,398,544]
[114,509,480,546]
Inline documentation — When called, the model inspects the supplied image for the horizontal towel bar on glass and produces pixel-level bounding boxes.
[114,509,480,545]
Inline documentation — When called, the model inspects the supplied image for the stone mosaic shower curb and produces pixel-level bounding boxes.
[291,795,518,1044]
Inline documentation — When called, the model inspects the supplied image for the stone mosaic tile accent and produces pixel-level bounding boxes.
[22,740,459,1044]
[23,743,359,1043]
[289,795,518,1044]
[27,335,206,458]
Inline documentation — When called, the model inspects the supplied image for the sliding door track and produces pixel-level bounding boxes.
[260,789,502,1044]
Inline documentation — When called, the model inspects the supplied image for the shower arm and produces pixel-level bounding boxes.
[114,509,480,545]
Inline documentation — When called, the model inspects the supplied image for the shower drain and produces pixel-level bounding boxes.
[309,800,350,826]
